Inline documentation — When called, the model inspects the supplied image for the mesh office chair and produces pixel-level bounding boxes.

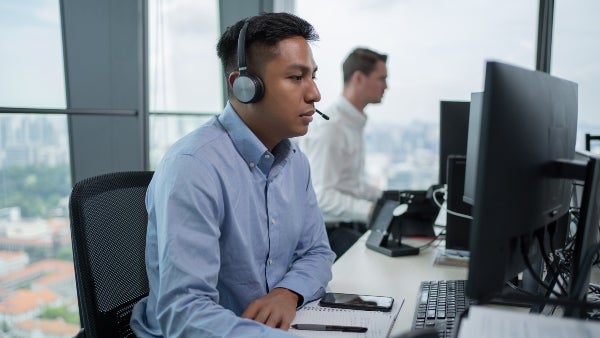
[69,171,154,338]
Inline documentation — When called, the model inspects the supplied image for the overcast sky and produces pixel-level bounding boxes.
[296,0,599,127]
[0,0,598,129]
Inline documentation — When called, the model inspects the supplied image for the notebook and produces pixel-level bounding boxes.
[290,297,403,337]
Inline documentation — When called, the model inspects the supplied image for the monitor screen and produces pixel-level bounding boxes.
[462,92,483,205]
[439,101,470,185]
[465,61,578,302]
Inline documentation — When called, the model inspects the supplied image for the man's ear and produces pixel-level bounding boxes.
[228,71,240,89]
[351,70,365,84]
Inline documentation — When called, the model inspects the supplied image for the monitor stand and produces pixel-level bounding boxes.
[366,200,419,257]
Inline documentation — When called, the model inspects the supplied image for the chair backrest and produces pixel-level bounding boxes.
[69,171,153,338]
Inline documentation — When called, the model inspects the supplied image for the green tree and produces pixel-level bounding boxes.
[0,164,70,218]
[39,304,80,326]
[56,246,74,261]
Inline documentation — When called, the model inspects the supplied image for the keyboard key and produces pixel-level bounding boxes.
[412,280,471,337]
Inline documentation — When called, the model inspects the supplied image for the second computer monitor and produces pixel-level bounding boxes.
[439,101,470,185]
[462,92,483,205]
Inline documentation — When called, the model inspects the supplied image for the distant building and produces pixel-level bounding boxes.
[0,250,29,278]
[0,289,60,325]
[0,207,21,222]
[0,216,71,259]
[13,318,79,338]
[0,259,75,299]
[0,115,69,169]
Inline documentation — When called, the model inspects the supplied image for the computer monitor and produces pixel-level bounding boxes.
[462,92,483,206]
[439,101,470,185]
[465,61,578,304]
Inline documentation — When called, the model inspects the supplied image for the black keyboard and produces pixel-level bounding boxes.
[412,280,474,338]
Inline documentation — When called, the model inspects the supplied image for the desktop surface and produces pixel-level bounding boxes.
[329,231,600,337]
[329,232,467,336]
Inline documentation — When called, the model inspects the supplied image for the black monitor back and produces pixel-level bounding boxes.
[466,61,578,301]
[439,101,470,185]
[446,155,472,251]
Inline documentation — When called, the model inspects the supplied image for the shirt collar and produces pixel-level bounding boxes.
[218,102,294,176]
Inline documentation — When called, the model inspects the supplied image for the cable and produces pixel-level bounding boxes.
[431,187,445,208]
[520,236,563,298]
[535,230,568,295]
[415,228,446,250]
[431,187,473,220]
[505,279,538,297]
[547,224,572,287]
[446,209,473,220]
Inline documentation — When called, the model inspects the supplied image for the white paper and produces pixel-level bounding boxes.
[458,305,600,338]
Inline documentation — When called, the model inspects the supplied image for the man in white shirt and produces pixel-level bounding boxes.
[298,47,388,257]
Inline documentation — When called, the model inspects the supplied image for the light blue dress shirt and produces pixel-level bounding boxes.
[130,103,335,337]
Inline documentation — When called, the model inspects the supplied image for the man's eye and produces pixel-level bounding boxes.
[290,75,302,81]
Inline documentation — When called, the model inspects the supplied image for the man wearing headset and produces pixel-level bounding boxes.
[130,12,335,337]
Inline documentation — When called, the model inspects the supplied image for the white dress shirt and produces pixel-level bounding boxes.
[298,95,382,223]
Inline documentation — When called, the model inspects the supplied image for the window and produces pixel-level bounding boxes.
[296,0,537,189]
[148,0,221,168]
[0,1,65,108]
[0,1,78,337]
[552,0,600,152]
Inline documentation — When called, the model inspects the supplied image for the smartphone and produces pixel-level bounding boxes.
[319,292,394,312]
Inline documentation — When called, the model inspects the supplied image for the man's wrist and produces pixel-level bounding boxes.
[276,287,303,307]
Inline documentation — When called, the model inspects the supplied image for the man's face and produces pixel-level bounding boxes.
[362,60,388,104]
[251,36,321,145]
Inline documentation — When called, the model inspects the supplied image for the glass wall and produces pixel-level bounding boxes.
[148,0,222,168]
[553,0,600,153]
[297,0,538,189]
[0,1,79,337]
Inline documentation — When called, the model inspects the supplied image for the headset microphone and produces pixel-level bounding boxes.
[232,20,265,104]
[315,109,330,120]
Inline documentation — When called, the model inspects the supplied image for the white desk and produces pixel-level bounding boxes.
[329,231,600,337]
[328,232,467,337]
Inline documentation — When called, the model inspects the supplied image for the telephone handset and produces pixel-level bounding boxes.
[366,199,419,257]
[366,185,442,257]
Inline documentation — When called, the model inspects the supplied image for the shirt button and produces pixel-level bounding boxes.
[264,154,270,159]
[268,259,273,265]
[249,162,255,168]
[271,218,276,224]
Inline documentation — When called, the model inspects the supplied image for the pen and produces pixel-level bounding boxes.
[291,324,368,332]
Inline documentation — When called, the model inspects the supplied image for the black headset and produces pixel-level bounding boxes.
[232,20,265,103]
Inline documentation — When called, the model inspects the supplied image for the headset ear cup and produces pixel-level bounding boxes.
[248,74,264,102]
[233,73,264,103]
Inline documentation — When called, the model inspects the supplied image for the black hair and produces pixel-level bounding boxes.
[216,12,319,80]
[342,48,388,84]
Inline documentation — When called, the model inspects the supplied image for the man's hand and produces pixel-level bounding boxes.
[241,288,299,330]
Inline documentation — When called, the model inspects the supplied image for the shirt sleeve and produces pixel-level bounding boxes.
[145,155,298,338]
